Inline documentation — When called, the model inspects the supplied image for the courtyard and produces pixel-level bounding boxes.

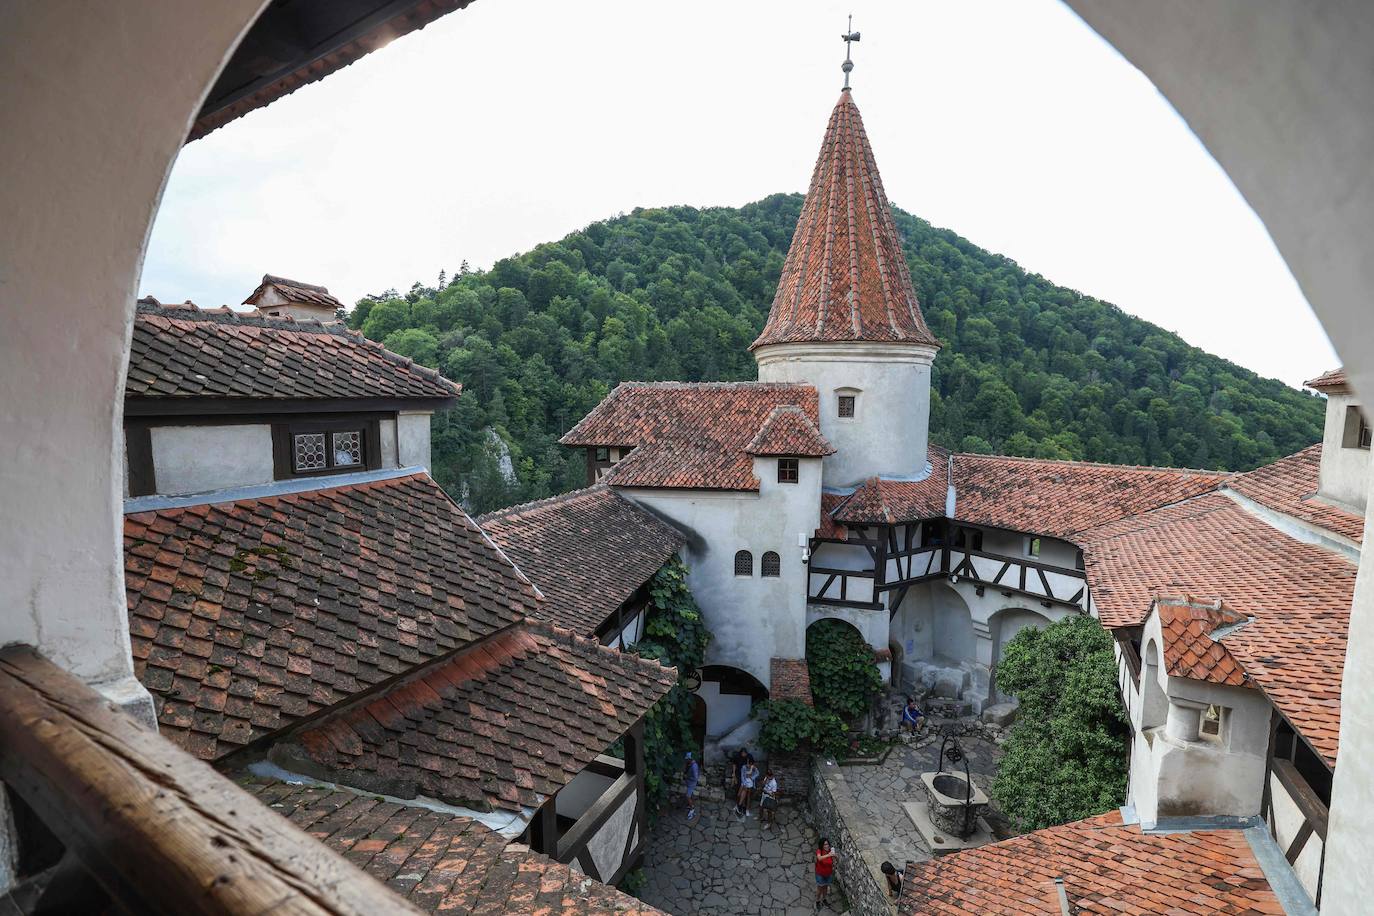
[637,723,1006,915]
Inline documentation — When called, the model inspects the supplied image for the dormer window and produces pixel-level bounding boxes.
[1342,406,1371,449]
[837,395,855,418]
[777,458,800,483]
[293,429,364,473]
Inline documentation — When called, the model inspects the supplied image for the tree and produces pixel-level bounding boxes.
[989,615,1129,832]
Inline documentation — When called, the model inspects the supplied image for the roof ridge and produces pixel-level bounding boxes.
[476,483,611,523]
[953,451,1231,477]
[612,380,816,390]
[521,618,679,680]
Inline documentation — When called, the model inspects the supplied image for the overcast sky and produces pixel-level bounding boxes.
[144,0,1337,388]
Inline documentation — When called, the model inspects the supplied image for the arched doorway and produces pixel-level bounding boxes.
[931,585,976,664]
[697,664,768,744]
[988,607,1052,702]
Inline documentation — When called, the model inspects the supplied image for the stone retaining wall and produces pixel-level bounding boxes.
[809,762,895,916]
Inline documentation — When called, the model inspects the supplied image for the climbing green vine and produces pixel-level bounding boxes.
[805,618,883,721]
[631,556,711,817]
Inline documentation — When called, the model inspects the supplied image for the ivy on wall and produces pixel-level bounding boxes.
[805,619,883,721]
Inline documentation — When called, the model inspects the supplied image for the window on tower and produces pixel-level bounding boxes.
[837,394,855,418]
[734,550,754,576]
[777,458,800,483]
[761,551,781,577]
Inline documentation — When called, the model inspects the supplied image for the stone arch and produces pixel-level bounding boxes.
[696,664,768,741]
[988,607,1053,702]
[931,584,976,664]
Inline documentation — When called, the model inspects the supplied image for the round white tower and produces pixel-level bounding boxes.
[752,90,940,489]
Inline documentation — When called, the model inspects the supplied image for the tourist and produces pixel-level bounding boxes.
[901,697,925,737]
[760,768,780,828]
[881,860,902,898]
[683,751,699,821]
[814,837,836,909]
[730,746,748,793]
[736,754,759,819]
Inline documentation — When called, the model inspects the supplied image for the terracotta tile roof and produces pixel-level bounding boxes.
[899,810,1284,915]
[242,779,661,914]
[1305,366,1349,391]
[770,658,814,706]
[244,274,344,310]
[816,493,849,539]
[127,299,461,402]
[1157,599,1248,687]
[752,92,939,351]
[560,382,819,490]
[125,472,539,761]
[744,406,835,457]
[478,486,684,637]
[279,621,677,813]
[1227,444,1364,543]
[952,453,1228,538]
[1082,492,1355,762]
[830,447,950,525]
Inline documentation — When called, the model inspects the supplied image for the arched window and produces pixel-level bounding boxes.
[761,551,781,577]
[734,550,753,576]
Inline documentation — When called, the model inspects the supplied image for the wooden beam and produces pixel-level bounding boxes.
[0,645,418,916]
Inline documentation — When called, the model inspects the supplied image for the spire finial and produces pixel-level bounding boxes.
[841,15,860,91]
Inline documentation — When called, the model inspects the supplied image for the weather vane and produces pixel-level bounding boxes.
[841,15,861,90]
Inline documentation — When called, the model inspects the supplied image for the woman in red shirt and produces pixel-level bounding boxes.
[814,837,836,910]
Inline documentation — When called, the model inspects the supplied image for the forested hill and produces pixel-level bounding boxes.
[348,193,1324,514]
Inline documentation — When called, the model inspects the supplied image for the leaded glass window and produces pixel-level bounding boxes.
[293,432,327,471]
[332,431,362,467]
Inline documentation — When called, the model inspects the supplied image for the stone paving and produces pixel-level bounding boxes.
[638,789,846,916]
[818,728,1006,883]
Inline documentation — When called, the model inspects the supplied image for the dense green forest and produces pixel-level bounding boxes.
[348,193,1323,513]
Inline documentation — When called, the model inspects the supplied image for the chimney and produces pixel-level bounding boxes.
[244,274,342,322]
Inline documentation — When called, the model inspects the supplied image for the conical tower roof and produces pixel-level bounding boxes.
[752,92,939,351]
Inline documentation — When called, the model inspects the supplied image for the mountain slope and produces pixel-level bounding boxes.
[348,193,1323,513]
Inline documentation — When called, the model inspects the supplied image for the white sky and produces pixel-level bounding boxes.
[144,0,1337,388]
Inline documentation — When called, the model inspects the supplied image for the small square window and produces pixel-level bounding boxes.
[1341,406,1371,449]
[777,458,799,484]
[1027,537,1041,558]
[837,395,856,418]
[293,432,327,471]
[595,447,610,462]
[1200,704,1226,742]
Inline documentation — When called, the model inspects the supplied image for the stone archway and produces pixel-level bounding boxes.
[988,607,1053,702]
[931,584,976,664]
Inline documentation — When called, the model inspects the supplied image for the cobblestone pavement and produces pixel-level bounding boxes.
[822,729,1005,878]
[638,792,847,916]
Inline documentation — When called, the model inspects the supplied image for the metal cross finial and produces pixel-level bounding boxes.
[841,15,861,90]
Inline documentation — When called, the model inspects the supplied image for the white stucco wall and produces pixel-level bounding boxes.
[380,417,399,467]
[398,410,433,469]
[1123,616,1270,826]
[0,1,265,704]
[755,341,936,488]
[149,424,275,496]
[618,455,821,695]
[1317,391,1371,510]
[1268,773,1325,902]
[695,680,753,738]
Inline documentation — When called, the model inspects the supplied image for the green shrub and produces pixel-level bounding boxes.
[805,619,882,720]
[752,700,848,759]
[989,615,1129,832]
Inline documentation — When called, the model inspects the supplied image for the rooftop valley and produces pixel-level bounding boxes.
[349,193,1323,513]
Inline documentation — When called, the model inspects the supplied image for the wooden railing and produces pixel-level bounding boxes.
[0,645,420,916]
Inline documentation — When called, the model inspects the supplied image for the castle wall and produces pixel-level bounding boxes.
[1317,390,1370,510]
[755,341,936,488]
[150,424,275,495]
[617,455,821,698]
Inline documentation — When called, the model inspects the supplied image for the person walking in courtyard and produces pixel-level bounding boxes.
[682,751,699,821]
[729,746,748,795]
[735,754,759,818]
[814,837,836,909]
[759,768,780,828]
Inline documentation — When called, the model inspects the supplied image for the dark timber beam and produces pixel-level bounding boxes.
[0,645,417,916]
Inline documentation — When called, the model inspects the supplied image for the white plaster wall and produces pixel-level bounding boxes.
[1126,612,1270,825]
[695,681,752,738]
[149,424,275,496]
[1269,774,1325,902]
[380,417,399,468]
[755,341,936,488]
[978,528,1079,569]
[397,410,433,469]
[586,790,637,883]
[805,605,889,654]
[618,455,821,693]
[1317,391,1370,510]
[0,2,266,698]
